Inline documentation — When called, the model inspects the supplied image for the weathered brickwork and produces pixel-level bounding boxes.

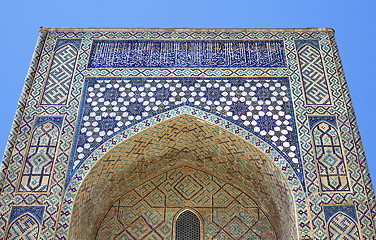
[0,28,374,240]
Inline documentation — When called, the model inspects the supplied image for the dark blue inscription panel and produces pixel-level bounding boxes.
[88,40,286,68]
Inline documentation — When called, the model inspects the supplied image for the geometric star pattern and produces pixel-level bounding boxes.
[69,76,303,187]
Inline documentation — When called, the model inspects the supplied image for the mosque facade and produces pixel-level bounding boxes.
[0,28,374,239]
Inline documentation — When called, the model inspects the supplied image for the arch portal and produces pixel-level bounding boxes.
[69,114,298,239]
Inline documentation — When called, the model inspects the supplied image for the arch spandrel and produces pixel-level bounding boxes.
[68,113,300,239]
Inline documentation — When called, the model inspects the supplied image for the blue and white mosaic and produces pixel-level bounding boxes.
[68,76,302,186]
[323,205,358,222]
[8,206,45,224]
[88,40,286,68]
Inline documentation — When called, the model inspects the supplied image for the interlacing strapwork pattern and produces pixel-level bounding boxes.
[310,116,350,192]
[18,116,63,192]
[296,40,332,105]
[40,39,81,105]
[96,167,277,240]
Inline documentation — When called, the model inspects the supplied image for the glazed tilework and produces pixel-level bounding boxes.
[309,116,350,192]
[8,206,45,224]
[324,205,361,239]
[295,40,332,106]
[88,39,286,68]
[0,32,47,192]
[328,212,360,239]
[0,28,374,240]
[6,214,40,239]
[96,167,278,240]
[67,76,303,188]
[329,31,376,233]
[69,115,296,239]
[40,39,81,105]
[6,206,45,239]
[323,205,358,222]
[18,116,63,192]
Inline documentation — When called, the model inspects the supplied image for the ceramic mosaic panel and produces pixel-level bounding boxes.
[324,205,360,239]
[5,206,45,239]
[309,116,350,192]
[68,114,296,239]
[295,40,332,106]
[18,116,64,192]
[40,39,81,105]
[0,28,374,240]
[88,39,286,68]
[68,76,302,187]
[6,214,39,239]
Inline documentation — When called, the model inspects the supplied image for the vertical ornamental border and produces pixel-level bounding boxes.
[2,28,374,239]
[17,116,64,193]
[0,31,47,192]
[309,115,351,193]
[295,39,332,106]
[39,39,81,106]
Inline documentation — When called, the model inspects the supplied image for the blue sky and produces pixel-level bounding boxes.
[0,0,375,187]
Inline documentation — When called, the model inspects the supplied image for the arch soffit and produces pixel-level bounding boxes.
[94,167,280,240]
[78,165,288,239]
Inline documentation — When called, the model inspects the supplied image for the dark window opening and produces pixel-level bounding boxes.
[176,210,200,240]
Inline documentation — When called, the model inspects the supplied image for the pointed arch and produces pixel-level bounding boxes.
[328,212,360,239]
[67,113,300,239]
[6,213,40,239]
[174,208,202,240]
[175,210,201,240]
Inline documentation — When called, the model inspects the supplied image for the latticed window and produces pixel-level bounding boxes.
[176,210,200,240]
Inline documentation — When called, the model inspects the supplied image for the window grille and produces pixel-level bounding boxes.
[176,210,200,240]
